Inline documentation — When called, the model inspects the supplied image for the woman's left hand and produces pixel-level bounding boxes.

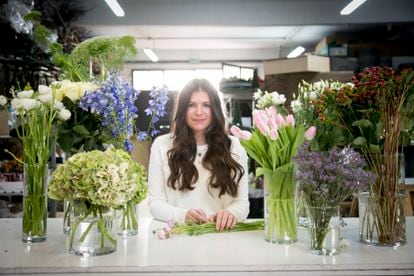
[209,209,237,231]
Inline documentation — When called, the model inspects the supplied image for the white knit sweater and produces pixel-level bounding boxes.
[148,134,250,223]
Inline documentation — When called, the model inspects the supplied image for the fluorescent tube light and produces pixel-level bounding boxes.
[340,0,367,15]
[104,0,125,17]
[144,48,159,62]
[287,46,305,58]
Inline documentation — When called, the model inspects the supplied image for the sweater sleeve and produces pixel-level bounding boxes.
[225,136,250,222]
[147,136,188,223]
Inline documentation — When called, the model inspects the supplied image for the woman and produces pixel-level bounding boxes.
[148,79,249,231]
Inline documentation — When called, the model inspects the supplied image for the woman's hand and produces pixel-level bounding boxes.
[209,209,237,231]
[185,209,208,224]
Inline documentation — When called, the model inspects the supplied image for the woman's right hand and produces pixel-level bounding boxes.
[185,209,208,224]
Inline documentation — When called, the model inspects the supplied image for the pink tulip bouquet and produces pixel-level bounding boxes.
[231,106,316,243]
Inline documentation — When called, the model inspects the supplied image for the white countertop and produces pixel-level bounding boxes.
[0,217,413,275]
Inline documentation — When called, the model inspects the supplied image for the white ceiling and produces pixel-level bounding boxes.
[75,0,414,63]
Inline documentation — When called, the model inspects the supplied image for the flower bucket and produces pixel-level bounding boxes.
[359,192,406,246]
[116,201,138,237]
[306,205,341,256]
[67,200,117,256]
[22,163,48,243]
[263,165,297,243]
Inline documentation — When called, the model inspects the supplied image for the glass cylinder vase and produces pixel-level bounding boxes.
[263,165,297,244]
[67,200,117,256]
[306,205,341,256]
[359,153,406,247]
[359,192,406,246]
[115,201,138,237]
[63,199,72,234]
[22,163,49,243]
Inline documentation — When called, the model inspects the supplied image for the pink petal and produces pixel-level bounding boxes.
[304,126,317,141]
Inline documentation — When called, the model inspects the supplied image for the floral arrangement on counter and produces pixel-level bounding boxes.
[153,220,264,239]
[0,84,71,241]
[48,147,147,251]
[294,145,375,253]
[230,106,316,243]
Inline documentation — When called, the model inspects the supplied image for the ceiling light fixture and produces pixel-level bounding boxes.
[144,49,159,62]
[287,46,305,58]
[144,38,159,62]
[340,0,367,15]
[104,0,125,17]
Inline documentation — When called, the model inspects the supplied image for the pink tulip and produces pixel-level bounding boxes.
[268,128,279,140]
[230,125,252,140]
[275,114,285,128]
[239,130,252,140]
[265,106,277,118]
[253,110,270,135]
[285,114,295,127]
[304,126,317,141]
[230,125,242,136]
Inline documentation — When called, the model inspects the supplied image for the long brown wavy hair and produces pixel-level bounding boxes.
[167,79,244,197]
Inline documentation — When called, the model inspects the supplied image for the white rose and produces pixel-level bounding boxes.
[17,90,34,99]
[0,95,7,106]
[38,85,52,95]
[59,109,71,121]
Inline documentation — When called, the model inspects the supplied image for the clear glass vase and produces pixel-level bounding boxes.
[306,205,341,256]
[359,192,406,246]
[115,201,138,237]
[63,199,72,234]
[22,163,48,243]
[67,200,117,256]
[263,166,297,244]
[359,153,406,247]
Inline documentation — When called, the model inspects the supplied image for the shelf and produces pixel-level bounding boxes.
[0,181,23,196]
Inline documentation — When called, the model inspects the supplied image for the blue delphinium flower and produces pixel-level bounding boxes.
[138,85,169,141]
[80,72,140,152]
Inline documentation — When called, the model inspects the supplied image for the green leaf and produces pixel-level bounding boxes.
[352,119,373,128]
[73,125,90,136]
[57,136,74,153]
[369,144,381,153]
[352,136,367,146]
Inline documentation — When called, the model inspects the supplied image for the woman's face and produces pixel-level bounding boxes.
[185,90,212,137]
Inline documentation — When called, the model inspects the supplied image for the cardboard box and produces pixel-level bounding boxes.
[0,111,9,135]
[264,55,330,75]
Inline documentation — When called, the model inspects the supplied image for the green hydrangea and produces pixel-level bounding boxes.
[48,147,147,208]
